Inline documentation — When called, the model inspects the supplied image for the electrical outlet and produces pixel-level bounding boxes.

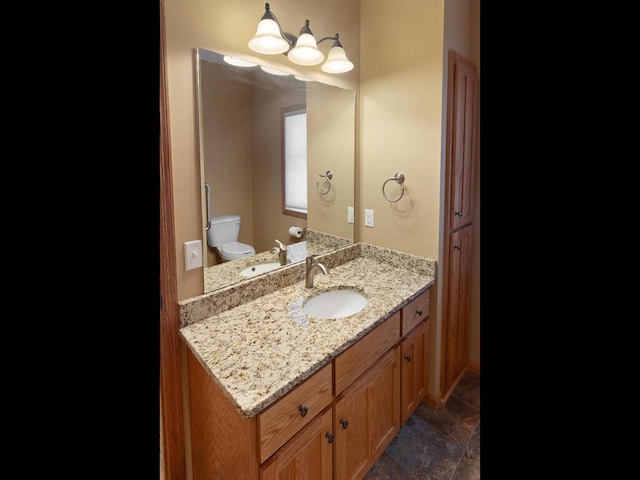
[184,240,203,270]
[347,206,354,224]
[365,209,374,227]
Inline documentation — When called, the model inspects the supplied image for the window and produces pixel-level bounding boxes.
[282,105,307,218]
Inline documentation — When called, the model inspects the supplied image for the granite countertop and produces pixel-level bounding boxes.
[180,253,435,418]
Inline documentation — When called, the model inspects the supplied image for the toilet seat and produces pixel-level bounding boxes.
[218,241,256,261]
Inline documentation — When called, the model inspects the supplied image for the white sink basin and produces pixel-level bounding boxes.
[239,262,281,278]
[302,288,368,319]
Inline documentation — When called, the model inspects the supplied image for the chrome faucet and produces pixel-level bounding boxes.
[305,255,328,288]
[270,239,287,266]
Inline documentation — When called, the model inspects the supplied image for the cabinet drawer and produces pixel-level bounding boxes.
[334,312,400,395]
[401,289,430,336]
[258,363,332,464]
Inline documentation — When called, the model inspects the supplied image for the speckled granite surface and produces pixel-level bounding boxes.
[179,243,436,419]
[203,229,353,293]
[180,242,361,328]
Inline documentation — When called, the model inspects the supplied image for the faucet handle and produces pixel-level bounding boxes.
[274,239,286,251]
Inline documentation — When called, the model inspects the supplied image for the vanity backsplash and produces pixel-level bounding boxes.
[179,241,436,328]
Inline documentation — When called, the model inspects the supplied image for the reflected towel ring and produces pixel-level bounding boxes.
[316,170,333,195]
[382,172,405,202]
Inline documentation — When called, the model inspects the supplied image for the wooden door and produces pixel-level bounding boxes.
[448,51,478,231]
[160,0,186,477]
[400,320,429,424]
[441,50,479,398]
[334,347,400,480]
[445,226,473,388]
[260,407,333,480]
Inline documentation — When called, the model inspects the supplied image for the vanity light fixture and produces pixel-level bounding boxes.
[248,3,354,74]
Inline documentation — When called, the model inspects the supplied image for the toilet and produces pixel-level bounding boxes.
[207,214,256,262]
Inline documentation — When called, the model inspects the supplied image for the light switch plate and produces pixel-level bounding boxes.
[347,206,354,224]
[184,240,203,270]
[365,209,374,227]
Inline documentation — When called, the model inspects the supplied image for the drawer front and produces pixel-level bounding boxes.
[402,288,430,336]
[258,363,332,464]
[334,312,401,395]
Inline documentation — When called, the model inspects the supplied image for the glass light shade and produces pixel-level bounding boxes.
[321,46,354,73]
[248,19,290,55]
[287,33,324,66]
[260,65,291,76]
[223,56,257,67]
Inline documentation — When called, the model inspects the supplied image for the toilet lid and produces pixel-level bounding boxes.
[220,242,254,255]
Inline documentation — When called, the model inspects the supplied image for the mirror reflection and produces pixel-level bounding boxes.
[196,48,356,293]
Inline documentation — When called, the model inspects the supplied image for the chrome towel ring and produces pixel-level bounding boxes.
[382,172,405,202]
[316,170,333,195]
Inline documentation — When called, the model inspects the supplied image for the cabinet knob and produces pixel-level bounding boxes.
[340,419,349,429]
[454,245,461,250]
[326,432,334,444]
[404,355,412,362]
[455,210,463,216]
[298,405,308,417]
[416,309,423,316]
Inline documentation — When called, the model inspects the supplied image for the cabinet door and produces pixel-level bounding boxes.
[445,226,473,389]
[258,363,332,463]
[401,320,429,424]
[401,289,429,336]
[448,51,478,231]
[260,407,333,480]
[334,347,400,480]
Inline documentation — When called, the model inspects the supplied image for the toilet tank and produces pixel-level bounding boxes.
[207,214,241,247]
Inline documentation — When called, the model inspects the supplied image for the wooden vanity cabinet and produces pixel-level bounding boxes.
[400,320,429,424]
[186,294,431,479]
[333,312,401,480]
[334,346,400,480]
[258,363,332,463]
[186,348,260,480]
[401,289,429,336]
[400,290,430,423]
[260,406,333,480]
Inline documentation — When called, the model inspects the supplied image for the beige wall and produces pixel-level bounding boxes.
[306,84,356,239]
[250,82,307,253]
[360,0,446,395]
[202,60,254,266]
[359,0,444,260]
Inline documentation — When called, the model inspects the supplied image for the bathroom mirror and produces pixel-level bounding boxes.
[196,48,356,293]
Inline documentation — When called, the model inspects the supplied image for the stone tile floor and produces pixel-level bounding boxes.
[364,370,480,479]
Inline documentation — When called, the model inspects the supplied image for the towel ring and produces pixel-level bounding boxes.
[316,170,333,195]
[382,172,406,202]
